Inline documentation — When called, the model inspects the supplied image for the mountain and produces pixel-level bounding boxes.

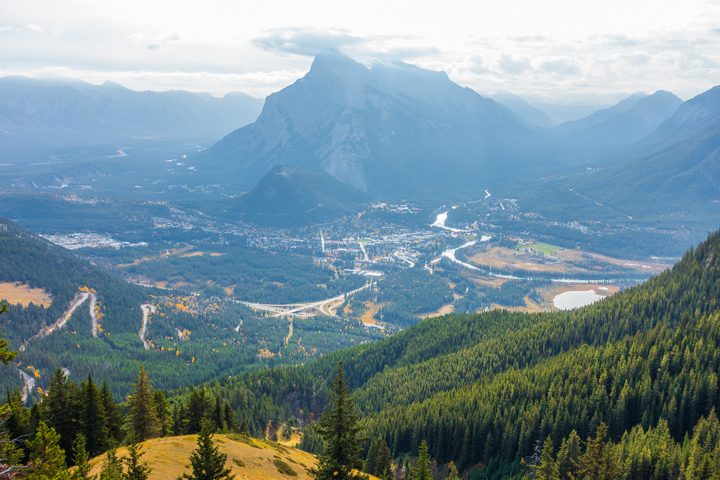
[200,229,720,477]
[195,52,559,198]
[491,91,556,127]
[526,99,609,124]
[227,165,369,226]
[0,76,263,148]
[553,90,682,155]
[569,85,720,216]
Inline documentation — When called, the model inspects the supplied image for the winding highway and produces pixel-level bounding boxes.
[240,282,373,318]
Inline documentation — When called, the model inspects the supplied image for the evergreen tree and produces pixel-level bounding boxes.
[100,382,122,445]
[222,402,235,433]
[98,449,124,480]
[533,436,559,480]
[0,304,17,364]
[212,397,225,432]
[0,406,24,478]
[556,430,581,480]
[27,421,69,480]
[185,388,211,434]
[72,434,94,480]
[365,437,392,478]
[125,441,152,480]
[312,363,366,480]
[412,440,432,480]
[127,366,159,441]
[81,375,109,456]
[578,423,621,480]
[46,368,80,461]
[5,389,31,442]
[179,420,234,480]
[153,391,172,437]
[445,461,460,480]
[364,438,381,475]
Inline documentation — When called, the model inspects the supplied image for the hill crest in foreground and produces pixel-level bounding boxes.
[86,433,371,480]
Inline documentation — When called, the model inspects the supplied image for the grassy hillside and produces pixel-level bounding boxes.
[87,434,377,480]
[193,230,720,476]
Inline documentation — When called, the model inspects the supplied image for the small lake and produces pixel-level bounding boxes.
[553,289,605,310]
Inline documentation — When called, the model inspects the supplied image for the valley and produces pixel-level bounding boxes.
[0,26,718,478]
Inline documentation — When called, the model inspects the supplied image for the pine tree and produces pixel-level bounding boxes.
[365,438,381,475]
[27,421,69,480]
[312,363,366,480]
[413,440,432,480]
[125,441,152,480]
[72,434,94,480]
[222,402,235,433]
[81,374,109,456]
[186,388,211,434]
[366,437,392,479]
[127,366,159,441]
[533,436,559,480]
[153,390,172,437]
[578,423,621,480]
[0,304,17,364]
[179,420,234,480]
[100,382,122,445]
[212,397,226,432]
[98,449,124,480]
[46,368,80,461]
[556,430,581,479]
[445,461,460,480]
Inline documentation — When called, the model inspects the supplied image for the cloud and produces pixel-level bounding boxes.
[540,58,580,75]
[0,23,44,33]
[497,54,531,74]
[252,29,438,62]
[129,32,182,50]
[252,28,362,56]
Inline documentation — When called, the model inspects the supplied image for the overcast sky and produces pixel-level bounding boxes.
[1,0,719,103]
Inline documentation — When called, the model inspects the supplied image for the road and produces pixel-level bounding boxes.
[440,239,631,284]
[88,292,99,337]
[18,369,35,404]
[139,304,157,350]
[240,282,373,318]
[20,291,90,352]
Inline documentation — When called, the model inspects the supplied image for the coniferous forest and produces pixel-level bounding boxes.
[2,231,720,478]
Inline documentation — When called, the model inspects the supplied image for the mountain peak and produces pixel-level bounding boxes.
[309,52,369,79]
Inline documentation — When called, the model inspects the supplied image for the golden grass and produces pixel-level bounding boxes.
[88,434,318,480]
[87,434,378,480]
[359,302,382,325]
[0,282,52,308]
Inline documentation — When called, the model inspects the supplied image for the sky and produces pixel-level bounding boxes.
[1,0,719,104]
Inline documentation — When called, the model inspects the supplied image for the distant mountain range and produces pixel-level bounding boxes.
[0,77,263,148]
[195,52,560,198]
[491,91,556,127]
[571,85,720,216]
[552,90,683,157]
